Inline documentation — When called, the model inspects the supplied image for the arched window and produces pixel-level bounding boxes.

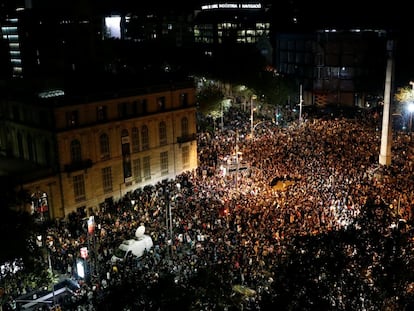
[131,127,140,153]
[70,139,82,162]
[159,121,167,146]
[99,133,110,158]
[141,125,149,150]
[181,117,189,137]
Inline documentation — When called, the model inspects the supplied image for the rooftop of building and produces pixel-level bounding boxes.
[0,70,196,106]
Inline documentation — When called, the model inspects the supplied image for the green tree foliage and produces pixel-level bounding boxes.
[0,208,33,264]
[196,85,224,116]
[394,86,414,114]
[250,71,297,109]
[0,177,37,268]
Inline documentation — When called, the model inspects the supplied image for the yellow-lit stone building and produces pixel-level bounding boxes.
[0,80,198,220]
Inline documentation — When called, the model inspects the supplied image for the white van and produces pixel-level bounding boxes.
[111,226,153,263]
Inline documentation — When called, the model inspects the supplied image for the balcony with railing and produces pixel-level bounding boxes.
[64,159,93,173]
[177,133,197,144]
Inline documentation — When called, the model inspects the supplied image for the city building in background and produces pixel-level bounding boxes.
[194,1,271,45]
[0,0,408,221]
[0,0,102,79]
[193,0,273,65]
[274,28,389,108]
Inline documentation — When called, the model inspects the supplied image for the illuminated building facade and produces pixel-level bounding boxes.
[1,17,22,78]
[0,80,198,219]
[193,1,271,45]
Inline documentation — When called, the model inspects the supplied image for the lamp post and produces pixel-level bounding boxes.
[37,234,56,306]
[408,102,414,134]
[409,81,414,135]
[250,95,257,139]
[162,183,173,257]
[235,130,239,190]
[299,84,303,123]
[220,100,224,131]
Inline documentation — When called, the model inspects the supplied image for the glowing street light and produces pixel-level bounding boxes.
[407,102,414,132]
[250,95,257,139]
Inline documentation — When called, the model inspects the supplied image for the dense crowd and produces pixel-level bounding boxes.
[3,104,414,310]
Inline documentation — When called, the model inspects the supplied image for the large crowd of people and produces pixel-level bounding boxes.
[3,103,414,310]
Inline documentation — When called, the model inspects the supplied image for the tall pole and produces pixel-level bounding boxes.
[163,185,169,258]
[299,84,303,123]
[220,101,224,131]
[276,105,279,125]
[169,197,173,255]
[409,82,414,135]
[235,130,239,190]
[379,40,395,166]
[250,96,254,139]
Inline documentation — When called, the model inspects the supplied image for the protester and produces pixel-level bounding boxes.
[4,104,414,310]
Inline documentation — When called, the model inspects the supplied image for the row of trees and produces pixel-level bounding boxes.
[195,69,299,121]
[182,41,299,119]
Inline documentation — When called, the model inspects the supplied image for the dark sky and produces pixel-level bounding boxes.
[288,0,405,30]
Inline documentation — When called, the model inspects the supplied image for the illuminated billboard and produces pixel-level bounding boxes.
[105,16,121,39]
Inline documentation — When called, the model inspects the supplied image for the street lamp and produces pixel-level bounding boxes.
[299,84,303,123]
[407,102,414,133]
[221,100,224,131]
[250,95,257,139]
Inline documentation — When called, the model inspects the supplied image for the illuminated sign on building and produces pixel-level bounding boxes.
[201,2,262,10]
[104,16,121,39]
